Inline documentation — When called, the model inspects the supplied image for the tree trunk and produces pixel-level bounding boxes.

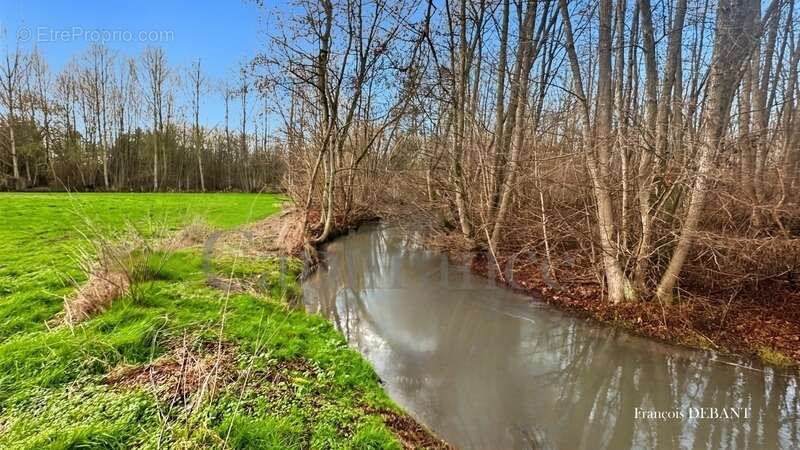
[9,114,21,189]
[633,0,658,293]
[491,2,538,246]
[153,132,159,191]
[560,0,632,303]
[656,0,766,302]
[488,0,510,224]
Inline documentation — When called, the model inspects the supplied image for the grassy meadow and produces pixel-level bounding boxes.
[0,193,406,449]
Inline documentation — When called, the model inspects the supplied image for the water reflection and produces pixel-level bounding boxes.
[302,225,800,450]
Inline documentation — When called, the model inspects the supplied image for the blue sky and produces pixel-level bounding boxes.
[0,0,275,127]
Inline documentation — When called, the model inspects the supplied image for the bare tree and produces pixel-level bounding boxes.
[188,59,206,192]
[142,47,168,191]
[655,0,779,302]
[0,44,26,190]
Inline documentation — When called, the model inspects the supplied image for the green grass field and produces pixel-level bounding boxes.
[0,193,404,449]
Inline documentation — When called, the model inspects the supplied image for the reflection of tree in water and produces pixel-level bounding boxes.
[303,226,800,450]
[532,325,800,450]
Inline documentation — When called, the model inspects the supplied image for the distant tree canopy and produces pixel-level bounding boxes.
[0,45,283,192]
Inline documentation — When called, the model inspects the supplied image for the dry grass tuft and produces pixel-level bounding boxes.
[217,208,307,256]
[65,269,131,323]
[105,340,238,409]
[64,209,304,324]
[168,218,212,249]
[64,220,168,324]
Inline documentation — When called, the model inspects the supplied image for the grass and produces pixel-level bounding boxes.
[0,193,283,338]
[0,193,406,449]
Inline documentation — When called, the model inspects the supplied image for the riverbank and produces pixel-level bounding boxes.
[304,223,800,449]
[429,230,800,369]
[0,194,448,449]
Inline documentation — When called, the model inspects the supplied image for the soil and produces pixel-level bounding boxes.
[362,406,453,450]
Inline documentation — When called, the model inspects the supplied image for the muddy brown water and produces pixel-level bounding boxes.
[302,224,800,450]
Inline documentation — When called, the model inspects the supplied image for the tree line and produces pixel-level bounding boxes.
[3,0,798,302]
[262,0,799,302]
[1,44,283,191]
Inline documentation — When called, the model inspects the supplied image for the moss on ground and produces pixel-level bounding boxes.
[757,346,795,367]
[0,193,416,449]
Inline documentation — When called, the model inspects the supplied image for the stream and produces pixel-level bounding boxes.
[301,224,800,450]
